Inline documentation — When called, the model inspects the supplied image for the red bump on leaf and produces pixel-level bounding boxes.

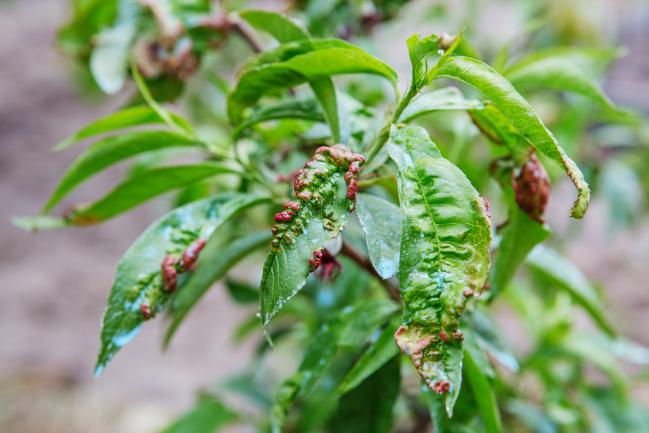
[140,303,152,320]
[433,380,451,394]
[438,329,450,344]
[180,239,206,272]
[161,255,178,293]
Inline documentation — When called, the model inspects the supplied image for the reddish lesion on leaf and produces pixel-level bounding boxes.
[511,153,550,223]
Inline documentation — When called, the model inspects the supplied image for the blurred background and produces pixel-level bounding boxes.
[1,0,648,432]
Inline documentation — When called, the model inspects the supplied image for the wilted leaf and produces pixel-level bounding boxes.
[433,56,590,218]
[388,124,491,414]
[95,194,267,374]
[355,193,402,280]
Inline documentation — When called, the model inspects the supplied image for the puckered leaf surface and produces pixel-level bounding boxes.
[388,124,491,415]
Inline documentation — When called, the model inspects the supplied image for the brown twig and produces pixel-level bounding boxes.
[230,19,263,53]
[339,241,401,302]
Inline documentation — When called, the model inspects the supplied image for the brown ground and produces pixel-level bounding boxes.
[0,1,648,432]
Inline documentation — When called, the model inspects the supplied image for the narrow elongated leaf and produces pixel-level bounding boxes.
[488,208,550,298]
[328,356,401,433]
[160,393,237,433]
[54,105,179,151]
[233,98,325,139]
[271,323,338,433]
[388,125,491,415]
[68,164,236,224]
[338,299,399,347]
[260,145,364,332]
[433,56,590,218]
[95,194,267,374]
[164,230,271,345]
[505,53,617,110]
[238,9,310,43]
[467,309,519,372]
[399,87,484,123]
[468,103,530,163]
[225,279,260,305]
[43,130,201,212]
[464,338,502,433]
[526,246,616,336]
[310,77,341,142]
[228,39,397,123]
[339,319,400,393]
[356,193,402,279]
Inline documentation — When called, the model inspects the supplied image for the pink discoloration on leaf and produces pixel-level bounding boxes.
[161,255,178,293]
[180,239,206,272]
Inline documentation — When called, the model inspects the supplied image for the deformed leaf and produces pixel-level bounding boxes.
[355,193,402,280]
[526,245,616,336]
[164,230,271,345]
[260,145,365,332]
[433,56,591,218]
[388,124,491,415]
[67,163,237,224]
[43,130,201,213]
[160,393,237,433]
[399,87,484,123]
[95,194,267,374]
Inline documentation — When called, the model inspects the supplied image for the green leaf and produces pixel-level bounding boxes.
[43,130,201,213]
[68,164,237,224]
[488,208,551,298]
[388,124,491,415]
[90,0,139,94]
[260,145,364,332]
[327,355,401,433]
[228,39,397,124]
[271,323,338,433]
[526,245,616,336]
[95,194,267,374]
[464,337,502,433]
[406,33,441,90]
[468,103,530,163]
[232,98,325,140]
[355,193,402,279]
[338,299,400,347]
[433,56,591,218]
[504,49,618,111]
[310,77,341,143]
[238,9,310,43]
[53,105,185,151]
[339,319,400,394]
[399,87,484,123]
[238,9,340,141]
[467,309,519,372]
[164,230,271,345]
[225,278,260,304]
[159,393,237,433]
